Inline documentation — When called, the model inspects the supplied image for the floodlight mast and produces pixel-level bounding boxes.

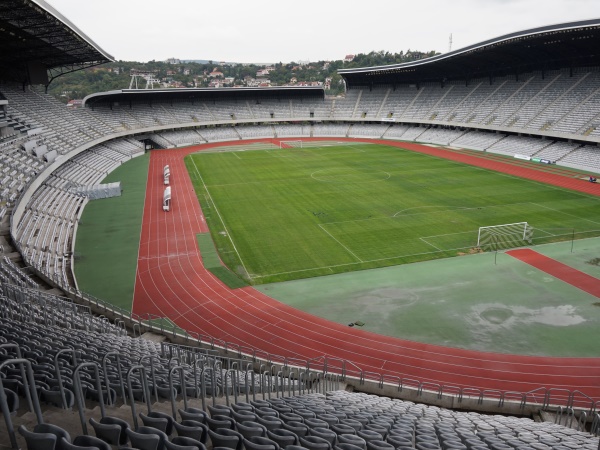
[129,69,159,89]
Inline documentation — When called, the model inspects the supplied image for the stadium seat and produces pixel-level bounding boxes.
[173,420,208,443]
[18,425,57,450]
[207,428,243,450]
[243,436,281,450]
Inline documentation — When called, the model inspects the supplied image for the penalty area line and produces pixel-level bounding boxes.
[317,224,363,263]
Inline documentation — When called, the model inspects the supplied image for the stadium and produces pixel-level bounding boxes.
[0,1,600,449]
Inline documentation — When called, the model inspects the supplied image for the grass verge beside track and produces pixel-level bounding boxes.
[74,153,149,310]
[196,233,248,289]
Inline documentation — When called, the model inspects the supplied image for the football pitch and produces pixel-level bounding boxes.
[185,142,600,284]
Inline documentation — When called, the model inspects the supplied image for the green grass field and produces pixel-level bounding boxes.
[185,143,600,284]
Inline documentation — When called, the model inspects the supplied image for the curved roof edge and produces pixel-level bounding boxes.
[339,18,600,75]
[83,86,325,107]
[31,0,115,63]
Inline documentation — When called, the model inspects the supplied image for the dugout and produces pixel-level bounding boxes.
[164,165,170,185]
[163,186,171,211]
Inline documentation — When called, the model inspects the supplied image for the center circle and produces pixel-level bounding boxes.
[311,168,390,183]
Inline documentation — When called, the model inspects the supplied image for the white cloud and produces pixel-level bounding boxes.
[47,0,600,63]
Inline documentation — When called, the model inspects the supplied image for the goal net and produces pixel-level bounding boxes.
[279,140,303,149]
[477,222,533,251]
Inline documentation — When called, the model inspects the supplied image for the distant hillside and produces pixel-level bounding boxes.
[48,50,438,102]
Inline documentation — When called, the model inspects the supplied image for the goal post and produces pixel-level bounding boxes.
[279,140,303,149]
[477,222,533,251]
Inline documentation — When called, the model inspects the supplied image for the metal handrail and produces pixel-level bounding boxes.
[0,358,44,449]
[3,279,600,417]
[73,362,105,435]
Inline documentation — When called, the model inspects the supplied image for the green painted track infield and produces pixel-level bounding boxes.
[196,233,248,289]
[256,237,600,357]
[187,143,600,285]
[74,153,149,311]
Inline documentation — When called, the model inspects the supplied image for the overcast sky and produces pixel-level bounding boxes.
[47,0,600,64]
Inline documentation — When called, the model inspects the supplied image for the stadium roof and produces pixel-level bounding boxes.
[0,0,114,85]
[340,19,600,87]
[83,86,325,107]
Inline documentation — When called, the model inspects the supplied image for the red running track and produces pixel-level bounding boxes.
[507,249,600,298]
[133,138,600,402]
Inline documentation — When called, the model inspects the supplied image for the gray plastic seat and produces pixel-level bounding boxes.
[299,435,332,450]
[208,404,234,418]
[139,412,170,435]
[267,429,300,448]
[337,434,366,450]
[88,419,122,447]
[364,425,387,439]
[208,427,244,450]
[257,416,284,431]
[146,411,175,435]
[243,436,281,450]
[59,437,100,450]
[305,419,329,430]
[316,415,339,427]
[34,424,72,450]
[283,422,310,438]
[340,420,363,433]
[280,413,305,424]
[72,435,112,450]
[170,436,207,450]
[232,410,258,423]
[127,426,169,450]
[256,408,280,418]
[90,416,129,446]
[178,408,208,423]
[284,446,311,450]
[357,431,383,444]
[365,441,394,450]
[3,387,19,414]
[309,428,337,446]
[334,444,364,450]
[231,402,254,412]
[236,421,267,440]
[331,424,356,436]
[18,425,57,450]
[164,440,197,450]
[174,420,208,443]
[385,434,412,448]
[125,429,160,450]
[206,415,236,432]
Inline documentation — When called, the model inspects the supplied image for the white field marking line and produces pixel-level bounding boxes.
[419,237,444,251]
[531,202,600,227]
[208,180,266,188]
[310,168,391,183]
[322,200,544,228]
[189,157,253,279]
[139,251,198,260]
[393,205,472,217]
[317,223,363,263]
[252,244,480,279]
[530,227,556,238]
[305,146,367,156]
